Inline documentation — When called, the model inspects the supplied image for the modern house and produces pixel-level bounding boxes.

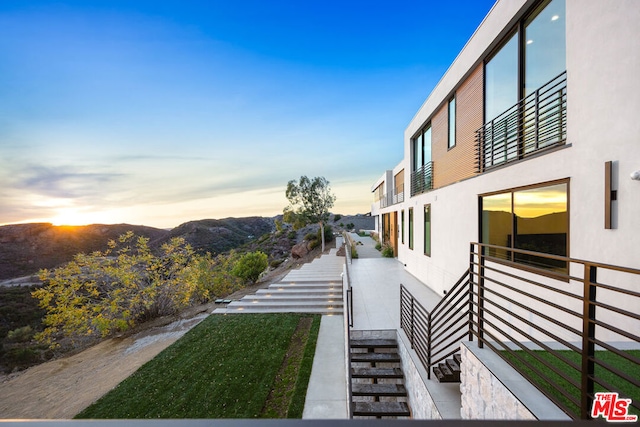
[370,0,639,419]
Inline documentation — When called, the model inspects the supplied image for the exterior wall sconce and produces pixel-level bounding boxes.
[631,170,640,180]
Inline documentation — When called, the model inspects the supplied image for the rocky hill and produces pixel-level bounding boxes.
[0,217,275,281]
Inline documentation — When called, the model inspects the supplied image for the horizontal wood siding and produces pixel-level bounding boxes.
[395,170,404,191]
[432,65,484,189]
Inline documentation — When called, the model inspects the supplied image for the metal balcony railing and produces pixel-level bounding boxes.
[400,242,640,420]
[410,162,433,196]
[476,71,567,172]
[379,184,405,208]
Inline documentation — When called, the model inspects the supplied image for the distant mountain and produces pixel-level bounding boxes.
[0,223,168,280]
[156,217,275,255]
[0,217,276,281]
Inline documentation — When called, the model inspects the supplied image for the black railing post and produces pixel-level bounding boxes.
[469,243,475,342]
[427,310,432,380]
[410,295,415,350]
[581,264,597,419]
[478,245,486,349]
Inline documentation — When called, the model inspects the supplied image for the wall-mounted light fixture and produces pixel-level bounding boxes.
[630,170,640,180]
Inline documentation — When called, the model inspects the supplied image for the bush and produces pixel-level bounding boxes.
[375,242,382,251]
[7,326,33,343]
[381,245,394,258]
[287,231,297,240]
[303,232,318,242]
[321,225,334,243]
[333,214,342,222]
[231,251,269,284]
[346,223,355,231]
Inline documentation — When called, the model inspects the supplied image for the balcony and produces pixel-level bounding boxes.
[410,161,433,197]
[379,184,405,208]
[476,71,567,172]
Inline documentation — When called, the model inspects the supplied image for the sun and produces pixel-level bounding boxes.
[50,207,96,226]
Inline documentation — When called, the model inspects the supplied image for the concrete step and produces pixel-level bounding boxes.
[350,339,398,349]
[227,300,343,309]
[255,289,340,297]
[243,295,341,303]
[352,402,410,417]
[351,352,401,363]
[269,283,342,291]
[351,368,404,379]
[352,383,407,397]
[214,306,342,315]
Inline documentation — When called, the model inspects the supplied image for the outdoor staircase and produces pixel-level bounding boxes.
[433,354,462,383]
[213,248,344,315]
[350,338,411,418]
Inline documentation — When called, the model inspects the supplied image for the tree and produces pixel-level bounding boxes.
[284,175,336,252]
[32,232,203,347]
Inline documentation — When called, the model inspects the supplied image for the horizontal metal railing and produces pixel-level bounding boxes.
[400,242,639,419]
[410,161,433,196]
[379,184,404,208]
[476,71,567,172]
[400,269,471,380]
[469,242,640,419]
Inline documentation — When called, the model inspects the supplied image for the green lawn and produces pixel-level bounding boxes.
[503,349,640,418]
[76,313,321,419]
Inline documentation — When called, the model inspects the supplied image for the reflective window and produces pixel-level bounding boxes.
[408,208,414,250]
[401,210,405,244]
[413,133,423,172]
[481,192,512,261]
[513,183,567,269]
[448,96,456,148]
[524,0,566,96]
[480,181,568,271]
[485,32,518,122]
[424,205,431,256]
[423,125,432,165]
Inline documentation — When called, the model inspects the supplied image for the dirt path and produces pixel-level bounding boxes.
[0,243,339,419]
[0,313,207,419]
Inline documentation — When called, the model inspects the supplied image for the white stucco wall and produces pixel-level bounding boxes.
[377,0,640,343]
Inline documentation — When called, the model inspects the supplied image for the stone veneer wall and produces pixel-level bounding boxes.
[396,331,442,419]
[460,342,570,420]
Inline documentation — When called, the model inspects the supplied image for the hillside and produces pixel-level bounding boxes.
[0,223,168,280]
[0,218,275,281]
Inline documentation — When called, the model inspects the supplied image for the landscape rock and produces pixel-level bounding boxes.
[291,242,310,259]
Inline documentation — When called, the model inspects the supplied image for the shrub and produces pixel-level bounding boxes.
[303,232,318,242]
[7,326,33,343]
[381,245,394,258]
[287,231,297,240]
[346,223,355,231]
[333,214,342,222]
[231,251,269,284]
[375,242,382,251]
[321,225,334,243]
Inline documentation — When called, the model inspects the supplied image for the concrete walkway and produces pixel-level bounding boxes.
[346,233,462,419]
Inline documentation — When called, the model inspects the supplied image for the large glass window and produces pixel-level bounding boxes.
[524,0,566,96]
[413,133,423,172]
[448,96,456,149]
[485,32,518,122]
[480,181,568,271]
[424,205,431,256]
[480,0,566,170]
[401,210,405,245]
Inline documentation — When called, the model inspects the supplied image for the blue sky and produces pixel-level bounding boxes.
[0,0,495,228]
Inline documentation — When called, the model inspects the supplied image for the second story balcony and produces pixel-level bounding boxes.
[410,161,433,197]
[379,183,405,208]
[476,71,567,172]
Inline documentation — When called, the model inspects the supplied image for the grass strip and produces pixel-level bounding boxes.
[76,313,320,419]
[503,350,640,418]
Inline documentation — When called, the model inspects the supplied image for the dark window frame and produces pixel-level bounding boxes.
[424,204,431,257]
[408,208,414,250]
